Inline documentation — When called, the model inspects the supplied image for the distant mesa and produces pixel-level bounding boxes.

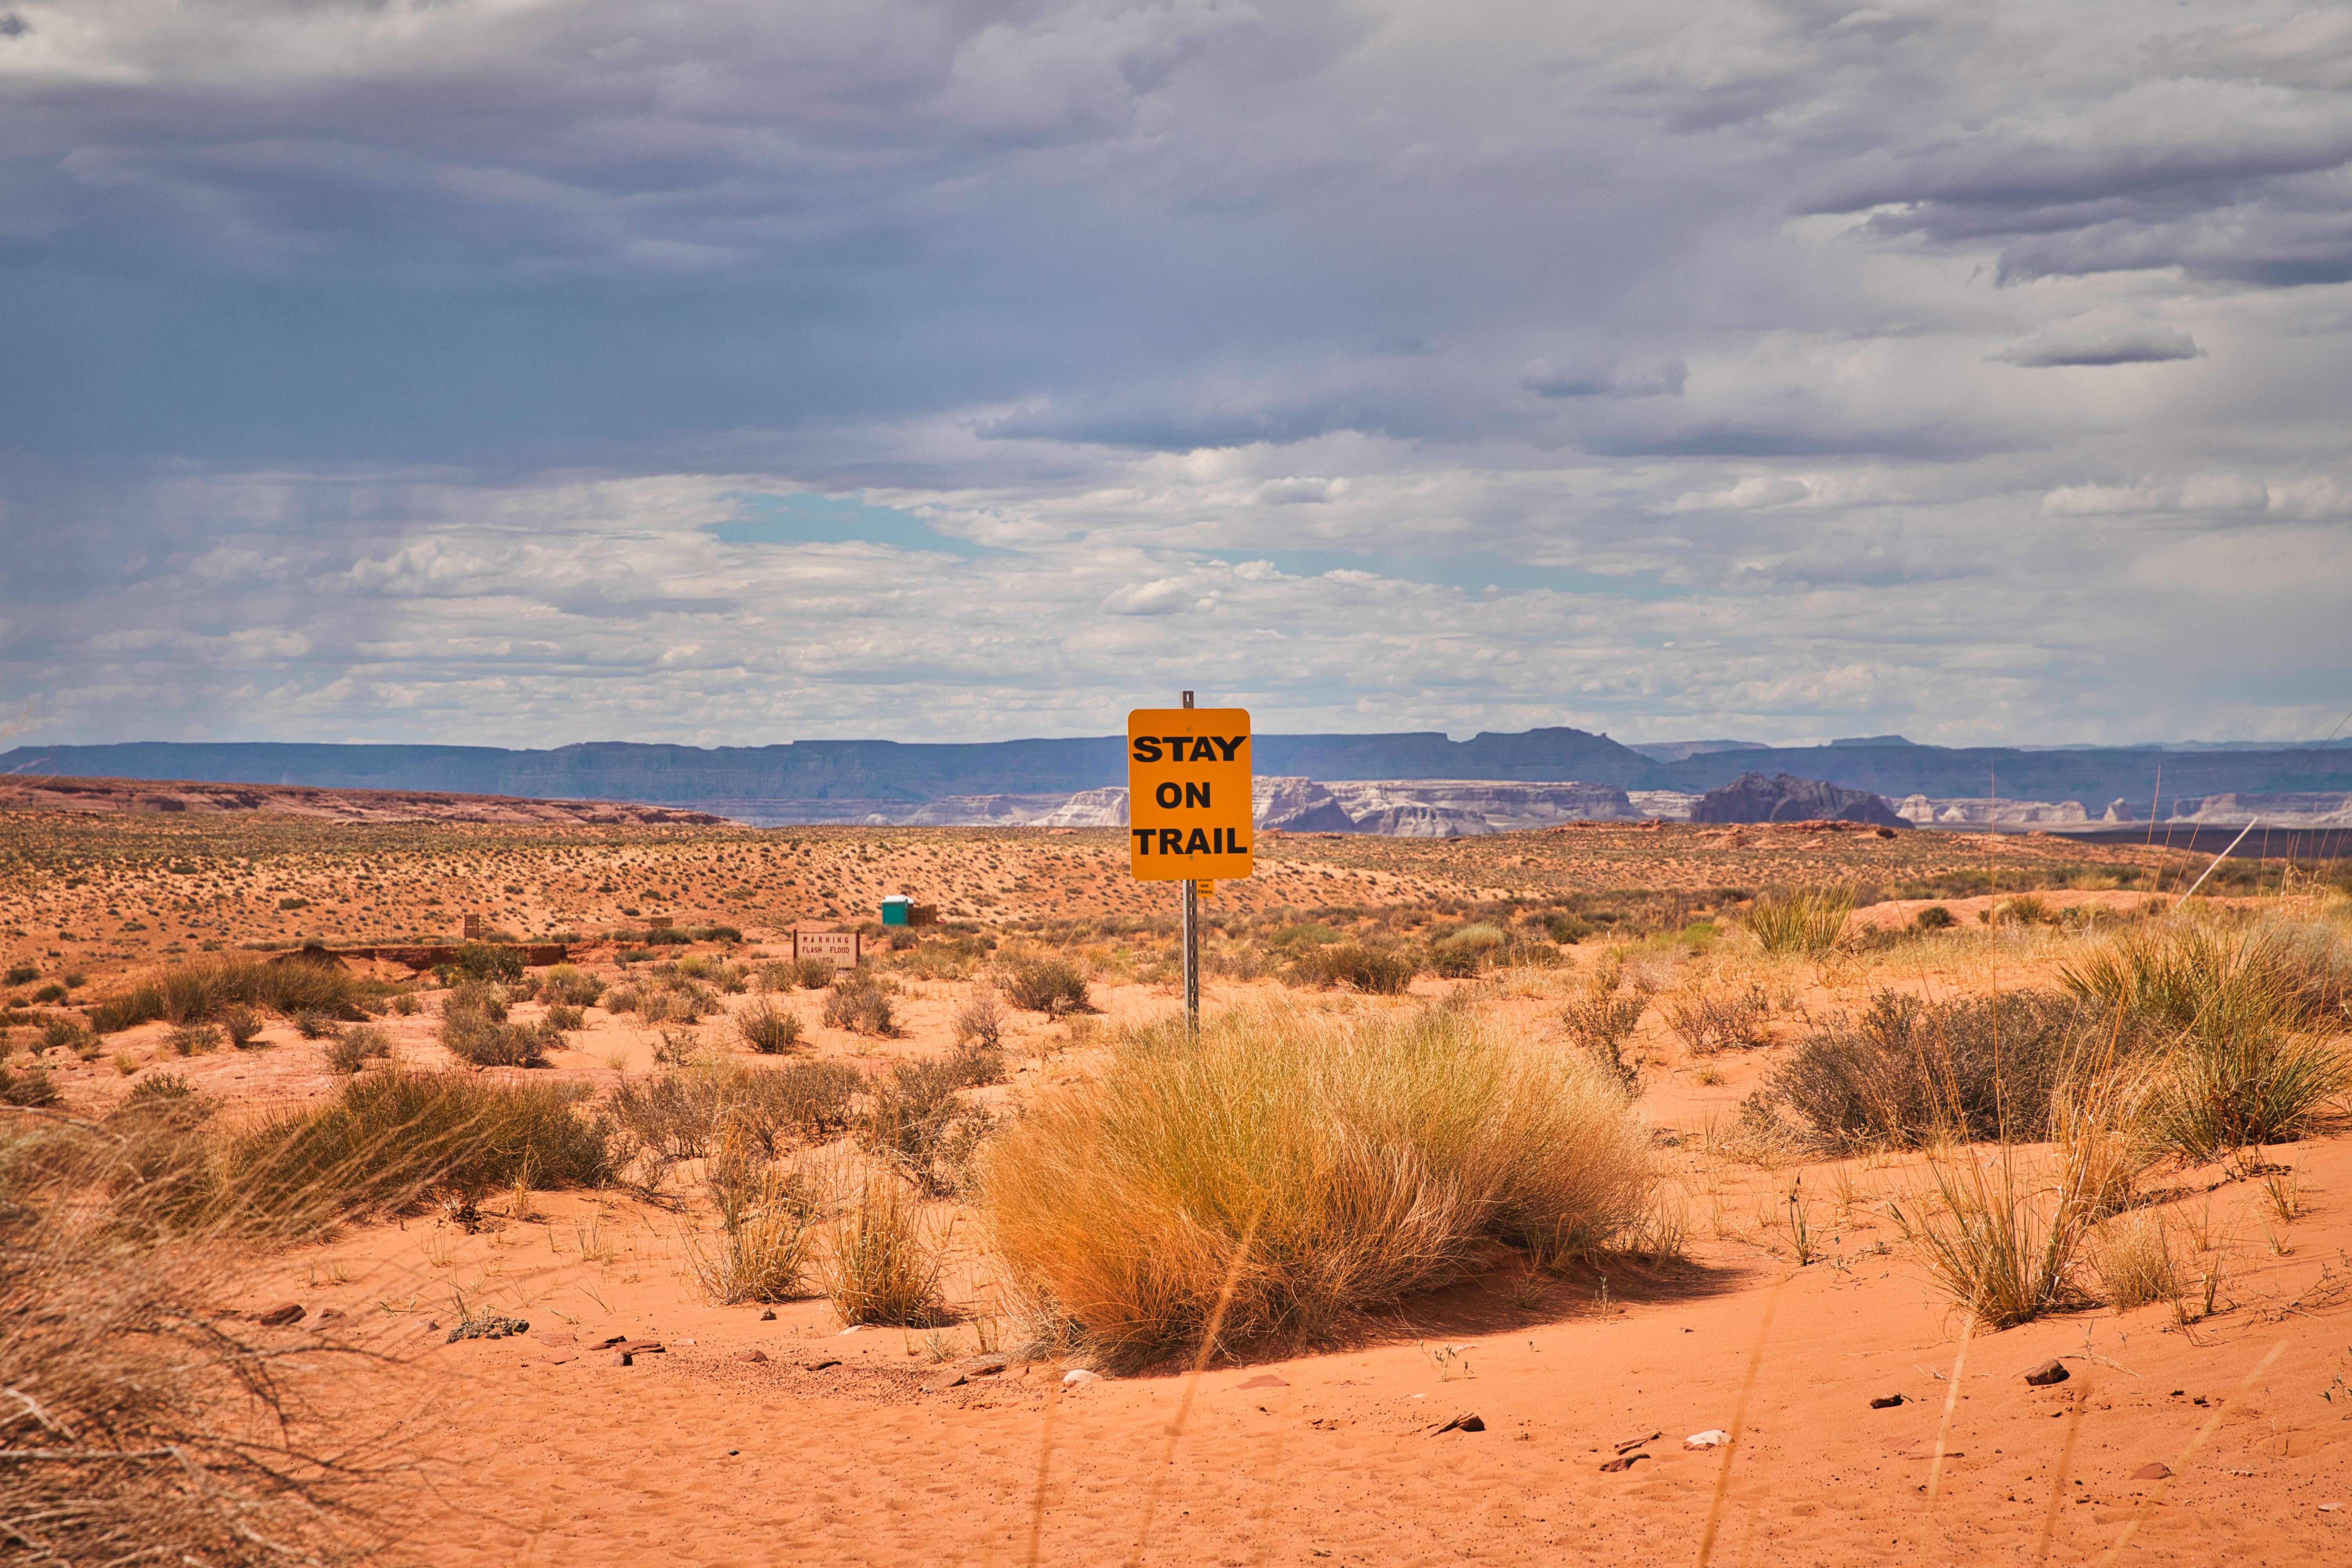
[1690,772,1910,829]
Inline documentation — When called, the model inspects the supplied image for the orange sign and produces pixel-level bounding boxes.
[1126,708,1253,882]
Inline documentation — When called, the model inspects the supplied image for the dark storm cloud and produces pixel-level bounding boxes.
[2,1,2350,748]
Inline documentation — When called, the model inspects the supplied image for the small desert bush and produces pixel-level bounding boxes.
[2065,917,2352,1159]
[540,964,604,1007]
[1890,1147,2095,1329]
[290,1009,338,1040]
[0,1062,60,1107]
[1287,941,1416,995]
[1001,957,1093,1016]
[439,984,552,1069]
[216,1069,609,1229]
[859,1049,1001,1196]
[1561,963,1648,1092]
[444,942,524,983]
[1664,985,1771,1055]
[1748,990,2111,1153]
[323,1024,394,1075]
[612,1060,862,1165]
[543,1002,586,1032]
[2091,1210,2180,1309]
[795,956,837,989]
[1745,886,1855,956]
[88,956,359,1034]
[167,1022,224,1057]
[221,1004,265,1048]
[822,975,900,1036]
[1429,923,1506,978]
[689,1167,818,1305]
[822,1169,947,1327]
[951,989,1005,1050]
[737,999,806,1054]
[982,1002,1653,1368]
[41,1016,97,1058]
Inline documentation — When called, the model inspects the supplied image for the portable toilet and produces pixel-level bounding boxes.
[880,896,912,927]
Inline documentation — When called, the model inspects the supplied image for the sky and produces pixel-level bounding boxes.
[4,0,2350,750]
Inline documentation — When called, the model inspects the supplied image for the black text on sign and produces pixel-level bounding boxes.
[1126,708,1254,882]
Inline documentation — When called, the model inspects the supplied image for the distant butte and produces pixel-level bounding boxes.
[0,774,730,827]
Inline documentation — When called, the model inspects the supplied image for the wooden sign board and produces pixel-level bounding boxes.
[793,929,861,973]
[1126,708,1253,882]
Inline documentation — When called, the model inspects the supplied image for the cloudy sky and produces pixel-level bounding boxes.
[4,0,2350,749]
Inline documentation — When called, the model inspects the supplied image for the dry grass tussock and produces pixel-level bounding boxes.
[822,1167,948,1326]
[1743,886,1855,956]
[2063,914,2352,1160]
[87,953,363,1034]
[982,1001,1655,1369]
[0,1118,394,1564]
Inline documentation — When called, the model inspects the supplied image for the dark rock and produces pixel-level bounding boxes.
[1871,1394,1907,1409]
[1599,1452,1648,1472]
[759,1309,777,1321]
[255,1302,305,1327]
[1689,773,1908,829]
[1428,1412,1485,1436]
[612,1351,633,1367]
[805,1358,842,1372]
[2023,1359,2070,1387]
[447,1315,530,1344]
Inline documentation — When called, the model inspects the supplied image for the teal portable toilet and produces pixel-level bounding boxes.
[880,896,912,927]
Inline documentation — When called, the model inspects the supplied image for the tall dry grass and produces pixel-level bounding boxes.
[2063,916,2352,1160]
[88,955,361,1034]
[822,1168,947,1326]
[0,1112,394,1562]
[981,1001,1654,1368]
[1744,887,1855,956]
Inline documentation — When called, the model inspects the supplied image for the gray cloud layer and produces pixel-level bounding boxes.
[2,1,2349,747]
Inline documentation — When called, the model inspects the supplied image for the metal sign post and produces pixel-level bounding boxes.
[1127,689,1253,1036]
[1181,692,1198,1031]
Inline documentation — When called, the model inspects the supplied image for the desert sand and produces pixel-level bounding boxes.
[7,806,2348,1566]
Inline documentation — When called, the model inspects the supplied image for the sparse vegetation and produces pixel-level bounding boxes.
[982,1002,1653,1368]
[1745,886,1855,956]
[822,974,900,1036]
[1000,956,1093,1016]
[323,1024,394,1074]
[87,956,359,1035]
[822,1169,947,1327]
[1286,941,1416,995]
[737,999,806,1054]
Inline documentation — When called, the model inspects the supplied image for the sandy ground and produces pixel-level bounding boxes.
[241,1122,2352,1568]
[16,812,2352,1566]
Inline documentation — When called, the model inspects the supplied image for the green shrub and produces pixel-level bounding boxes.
[1287,942,1415,995]
[982,1003,1653,1368]
[737,1000,805,1054]
[40,1016,96,1058]
[86,957,359,1035]
[439,983,550,1068]
[165,1023,222,1057]
[444,943,524,983]
[794,957,837,990]
[0,1062,60,1107]
[323,1025,394,1075]
[540,964,604,1007]
[543,1003,586,1032]
[1744,887,1856,956]
[822,977,899,1037]
[218,1069,609,1226]
[1749,990,2109,1152]
[1002,958,1093,1016]
[1915,905,1956,931]
[858,1049,1001,1196]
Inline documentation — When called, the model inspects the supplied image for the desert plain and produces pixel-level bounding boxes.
[4,800,2350,1567]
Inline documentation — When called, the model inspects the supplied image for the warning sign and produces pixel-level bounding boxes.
[793,929,861,973]
[1127,708,1253,882]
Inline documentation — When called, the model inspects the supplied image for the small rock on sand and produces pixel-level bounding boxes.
[1684,1430,1730,1450]
[735,1349,769,1365]
[1238,1374,1289,1390]
[2132,1463,2172,1481]
[256,1302,305,1327]
[2024,1360,2070,1386]
[1063,1369,1101,1386]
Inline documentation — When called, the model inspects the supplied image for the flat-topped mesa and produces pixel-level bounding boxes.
[1690,772,1909,829]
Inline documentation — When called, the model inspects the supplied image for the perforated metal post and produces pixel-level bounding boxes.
[1181,690,1199,1033]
